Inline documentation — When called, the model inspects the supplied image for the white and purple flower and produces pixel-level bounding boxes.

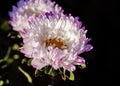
[9,0,63,38]
[9,0,93,72]
[20,13,93,72]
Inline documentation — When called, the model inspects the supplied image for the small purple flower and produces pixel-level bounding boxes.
[20,13,93,72]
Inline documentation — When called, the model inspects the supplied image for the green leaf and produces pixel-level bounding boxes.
[63,68,66,74]
[4,47,11,60]
[35,69,44,77]
[18,66,32,83]
[21,58,27,64]
[27,59,32,66]
[44,66,51,74]
[67,72,75,81]
[44,66,56,76]
[80,64,86,69]
[46,67,53,76]
[48,67,53,75]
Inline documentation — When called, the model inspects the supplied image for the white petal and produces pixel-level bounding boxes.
[31,58,48,70]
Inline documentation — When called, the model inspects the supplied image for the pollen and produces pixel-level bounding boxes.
[46,38,67,50]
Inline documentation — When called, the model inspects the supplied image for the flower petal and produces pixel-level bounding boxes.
[31,58,48,70]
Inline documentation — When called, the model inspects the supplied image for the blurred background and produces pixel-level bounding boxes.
[0,0,119,86]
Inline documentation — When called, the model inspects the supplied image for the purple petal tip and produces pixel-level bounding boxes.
[85,44,93,52]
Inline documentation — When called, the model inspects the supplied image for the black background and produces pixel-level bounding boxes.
[0,0,120,86]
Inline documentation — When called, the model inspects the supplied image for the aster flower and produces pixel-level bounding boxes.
[9,0,63,38]
[20,12,93,72]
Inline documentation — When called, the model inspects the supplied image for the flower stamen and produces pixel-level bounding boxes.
[46,38,67,50]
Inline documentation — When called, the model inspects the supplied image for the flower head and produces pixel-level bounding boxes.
[20,12,93,72]
[9,0,63,37]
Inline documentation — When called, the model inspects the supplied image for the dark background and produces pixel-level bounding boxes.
[0,0,120,86]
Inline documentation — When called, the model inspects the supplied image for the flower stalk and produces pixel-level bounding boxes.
[51,76,55,86]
